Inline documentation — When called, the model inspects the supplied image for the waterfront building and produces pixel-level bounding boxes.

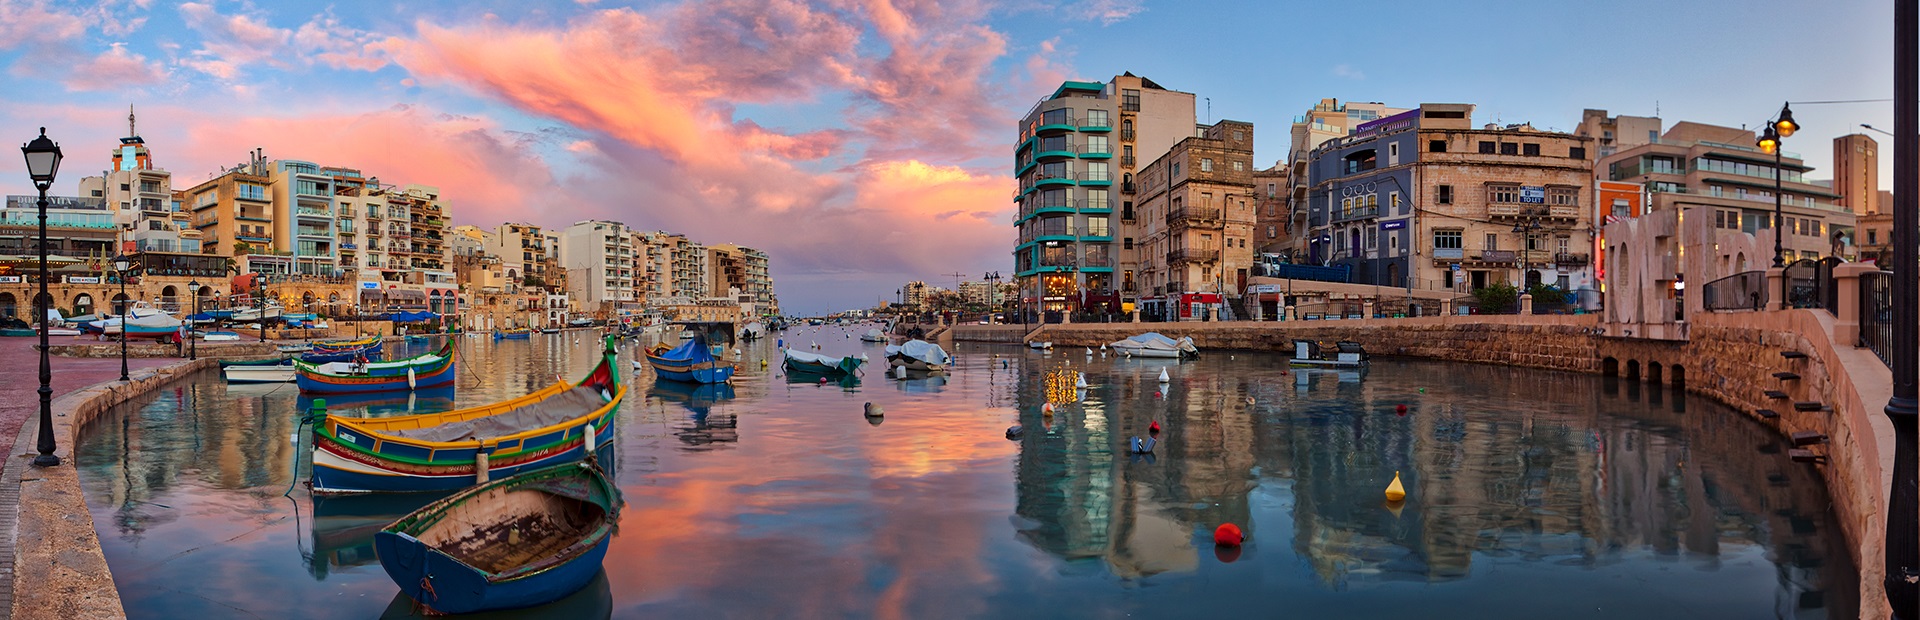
[268,160,339,276]
[182,151,276,260]
[0,195,117,258]
[1015,74,1196,319]
[1131,120,1257,320]
[561,220,639,318]
[1278,100,1411,260]
[1307,103,1597,293]
[75,112,197,254]
[1598,121,1856,263]
[671,235,707,300]
[450,225,491,257]
[1832,134,1879,215]
[487,222,549,286]
[707,243,774,316]
[1575,109,1663,161]
[1252,162,1291,257]
[902,280,929,309]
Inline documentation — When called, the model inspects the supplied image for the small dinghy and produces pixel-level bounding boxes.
[783,348,865,376]
[222,357,296,383]
[1109,332,1199,359]
[1027,341,1052,350]
[859,328,887,342]
[494,328,532,340]
[200,330,241,342]
[375,461,621,615]
[295,342,456,394]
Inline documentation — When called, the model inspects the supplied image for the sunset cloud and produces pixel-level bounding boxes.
[64,43,166,91]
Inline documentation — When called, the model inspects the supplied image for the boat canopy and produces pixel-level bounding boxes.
[886,340,950,366]
[655,336,719,364]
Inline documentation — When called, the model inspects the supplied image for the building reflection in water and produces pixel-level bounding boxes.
[1011,358,1854,617]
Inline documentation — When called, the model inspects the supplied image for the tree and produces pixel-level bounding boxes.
[1472,282,1521,313]
[233,242,253,256]
[522,275,546,288]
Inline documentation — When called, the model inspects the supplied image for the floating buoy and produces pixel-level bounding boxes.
[864,402,883,418]
[1005,425,1025,439]
[1418,387,1427,393]
[818,377,829,385]
[1158,368,1170,383]
[1213,523,1244,547]
[1100,343,1107,351]
[1075,372,1088,388]
[1002,359,1009,369]
[1246,396,1255,405]
[1042,403,1055,414]
[761,360,768,368]
[1153,390,1162,398]
[1148,420,1161,435]
[894,365,907,379]
[1395,404,1408,416]
[1129,436,1157,454]
[1385,471,1406,502]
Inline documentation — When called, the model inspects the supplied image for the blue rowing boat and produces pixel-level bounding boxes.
[642,334,735,384]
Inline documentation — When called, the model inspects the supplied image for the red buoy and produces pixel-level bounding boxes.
[1213,523,1244,546]
[1396,404,1408,415]
[1149,420,1162,435]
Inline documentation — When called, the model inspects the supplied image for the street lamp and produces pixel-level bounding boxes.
[1883,6,1918,615]
[1755,102,1797,270]
[21,128,63,468]
[113,254,130,381]
[186,279,199,361]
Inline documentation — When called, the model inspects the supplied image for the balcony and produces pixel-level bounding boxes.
[1331,204,1380,223]
[1121,155,1135,167]
[1121,129,1136,140]
[1165,207,1222,227]
[1166,248,1220,264]
[296,206,332,218]
[1121,182,1136,194]
[1477,250,1517,264]
[1036,112,1076,134]
[1073,198,1111,212]
[1078,170,1113,186]
[1082,255,1113,267]
[1554,252,1591,265]
[1079,143,1113,159]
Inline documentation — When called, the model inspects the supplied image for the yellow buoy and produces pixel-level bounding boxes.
[1385,471,1406,502]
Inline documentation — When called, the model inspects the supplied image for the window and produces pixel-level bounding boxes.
[1522,143,1540,156]
[1388,142,1400,166]
[1085,134,1111,155]
[1437,184,1453,204]
[1123,237,1134,249]
[1870,229,1879,245]
[1041,108,1071,125]
[1366,227,1376,249]
[1232,161,1244,171]
[1087,216,1109,237]
[1388,191,1399,212]
[1430,140,1447,153]
[1489,185,1519,203]
[1500,142,1518,155]
[1556,237,1570,254]
[1201,158,1213,172]
[1648,129,1658,142]
[1612,199,1631,219]
[1526,235,1542,251]
[1570,147,1586,159]
[1478,141,1495,154]
[1085,109,1109,127]
[1549,187,1577,206]
[1267,225,1277,239]
[1485,233,1498,250]
[1172,162,1181,176]
[90,189,102,197]
[120,183,130,191]
[1266,183,1277,198]
[1085,161,1110,182]
[1122,89,1141,111]
[1233,130,1244,142]
[1434,230,1463,249]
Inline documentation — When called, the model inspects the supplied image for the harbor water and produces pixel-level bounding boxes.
[76,326,1857,618]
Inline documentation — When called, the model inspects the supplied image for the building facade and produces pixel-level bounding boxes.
[1252,162,1291,256]
[1131,120,1257,320]
[268,160,339,276]
[1279,99,1411,261]
[1831,134,1879,215]
[1308,104,1598,294]
[1575,109,1663,161]
[561,220,638,317]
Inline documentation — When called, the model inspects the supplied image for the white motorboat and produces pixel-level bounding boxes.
[1109,332,1199,359]
[860,328,888,342]
[1027,341,1052,350]
[885,340,950,372]
[222,364,294,383]
[200,330,241,341]
[229,303,284,323]
[1290,340,1369,368]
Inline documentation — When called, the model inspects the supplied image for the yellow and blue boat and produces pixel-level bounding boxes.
[295,342,456,394]
[492,327,532,341]
[309,340,624,495]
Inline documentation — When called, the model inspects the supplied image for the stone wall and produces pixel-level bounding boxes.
[46,342,277,358]
[949,324,1029,343]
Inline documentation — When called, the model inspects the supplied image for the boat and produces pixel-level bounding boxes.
[304,340,384,363]
[494,328,532,340]
[885,340,951,372]
[223,358,295,383]
[307,491,454,580]
[404,334,433,344]
[308,341,624,494]
[739,321,764,341]
[644,332,735,384]
[1108,332,1200,359]
[567,317,594,328]
[200,330,241,342]
[46,328,79,336]
[278,343,314,354]
[1027,341,1052,350]
[1290,339,1369,368]
[317,336,382,349]
[0,328,35,337]
[219,356,293,368]
[540,327,561,334]
[229,303,284,323]
[782,348,865,376]
[859,328,887,342]
[295,342,457,394]
[374,461,622,615]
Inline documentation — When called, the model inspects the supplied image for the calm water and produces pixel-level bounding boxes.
[77,326,1857,619]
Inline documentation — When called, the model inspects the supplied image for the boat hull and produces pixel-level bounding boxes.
[224,365,295,383]
[645,354,735,384]
[1289,359,1367,369]
[296,346,456,394]
[303,342,384,363]
[1112,346,1183,358]
[312,422,616,494]
[493,330,531,340]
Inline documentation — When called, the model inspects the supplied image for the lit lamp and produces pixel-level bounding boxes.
[113,253,130,381]
[21,128,63,467]
[1755,102,1796,271]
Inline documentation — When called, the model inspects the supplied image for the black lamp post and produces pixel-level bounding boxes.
[22,128,63,468]
[1756,102,1797,272]
[186,279,199,361]
[1883,2,1917,614]
[113,254,129,381]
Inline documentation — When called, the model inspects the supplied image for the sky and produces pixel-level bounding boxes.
[0,0,1899,315]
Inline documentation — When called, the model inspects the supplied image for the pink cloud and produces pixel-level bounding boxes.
[0,0,88,48]
[177,2,291,71]
[64,43,166,91]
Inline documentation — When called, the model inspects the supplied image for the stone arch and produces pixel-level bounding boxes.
[0,292,15,318]
[161,285,177,303]
[1625,359,1641,380]
[72,293,94,316]
[1669,364,1686,388]
[35,292,54,318]
[1734,252,1748,272]
[1647,361,1663,385]
[1602,356,1619,376]
[111,292,131,315]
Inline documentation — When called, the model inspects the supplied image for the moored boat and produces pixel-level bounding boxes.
[783,348,866,376]
[373,461,621,615]
[885,340,950,372]
[316,336,382,349]
[200,330,241,341]
[644,332,735,384]
[303,340,384,363]
[1290,339,1369,368]
[296,342,456,394]
[1027,340,1053,350]
[859,328,887,342]
[224,358,296,383]
[278,343,313,354]
[494,328,532,340]
[1108,332,1199,359]
[308,341,625,494]
[540,327,561,334]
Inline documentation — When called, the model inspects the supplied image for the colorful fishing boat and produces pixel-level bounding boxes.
[308,341,624,494]
[315,336,382,348]
[643,335,735,384]
[783,348,866,376]
[493,328,532,340]
[303,339,384,363]
[373,461,622,615]
[295,342,456,394]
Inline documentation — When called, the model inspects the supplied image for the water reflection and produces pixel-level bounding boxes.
[75,333,1857,619]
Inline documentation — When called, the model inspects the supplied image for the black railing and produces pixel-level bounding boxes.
[1701,270,1768,311]
[1784,258,1837,311]
[1862,270,1893,366]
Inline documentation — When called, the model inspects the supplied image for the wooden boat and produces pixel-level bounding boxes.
[494,328,532,340]
[317,336,382,349]
[224,358,295,383]
[296,342,456,394]
[1290,339,1369,368]
[885,340,950,372]
[644,334,735,384]
[782,348,865,376]
[304,341,384,363]
[309,342,624,494]
[859,328,887,342]
[374,461,621,615]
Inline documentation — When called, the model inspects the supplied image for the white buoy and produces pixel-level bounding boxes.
[1085,348,1093,356]
[1158,368,1170,383]
[894,365,907,379]
[1100,343,1107,351]
[1075,372,1088,388]
[585,422,597,453]
[407,367,417,389]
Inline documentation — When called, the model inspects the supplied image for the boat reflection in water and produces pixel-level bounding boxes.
[648,382,739,450]
[783,371,860,390]
[377,569,613,620]
[296,385,457,418]
[892,374,948,394]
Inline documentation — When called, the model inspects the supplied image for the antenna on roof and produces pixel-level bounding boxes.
[128,104,136,137]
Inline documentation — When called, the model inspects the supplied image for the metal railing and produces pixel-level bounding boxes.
[1784,258,1835,311]
[1166,207,1221,225]
[1861,270,1893,365]
[1701,270,1767,311]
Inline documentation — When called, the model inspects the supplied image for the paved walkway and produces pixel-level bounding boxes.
[0,337,177,476]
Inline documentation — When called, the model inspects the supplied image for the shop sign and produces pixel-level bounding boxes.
[66,276,100,284]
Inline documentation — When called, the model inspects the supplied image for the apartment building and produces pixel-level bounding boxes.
[183,152,276,260]
[1252,163,1291,256]
[269,160,338,276]
[670,235,707,299]
[706,243,774,315]
[1575,109,1664,161]
[75,115,197,254]
[1131,120,1257,320]
[561,220,639,317]
[488,223,548,286]
[1278,99,1411,260]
